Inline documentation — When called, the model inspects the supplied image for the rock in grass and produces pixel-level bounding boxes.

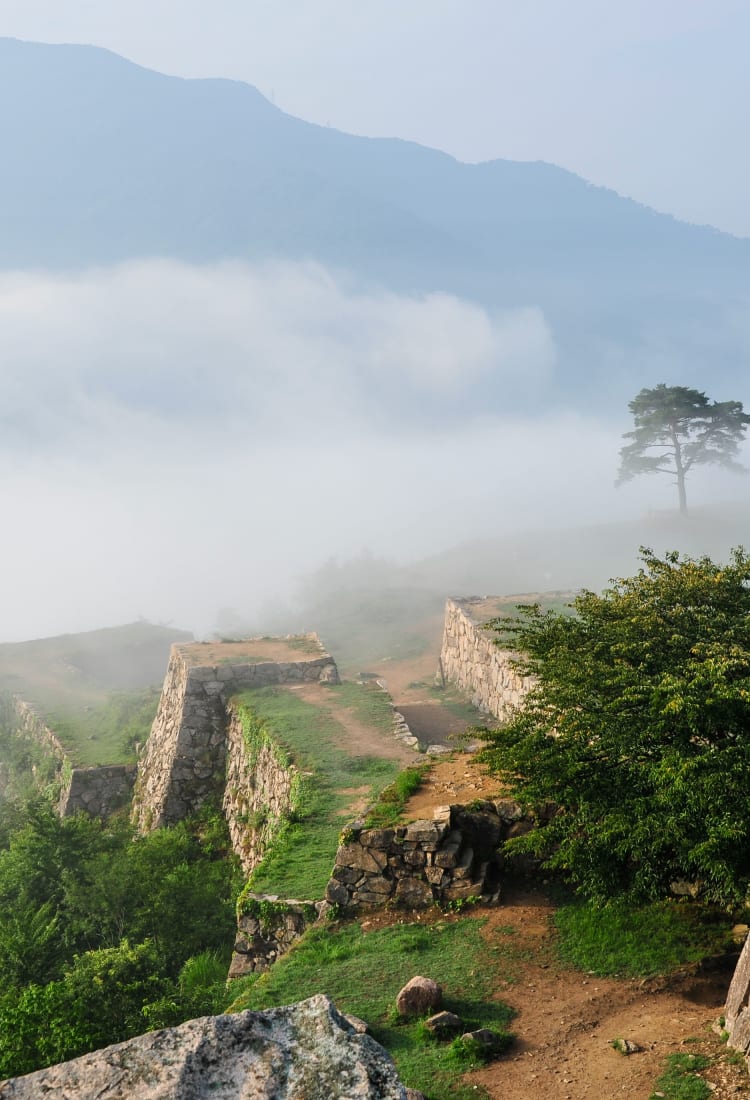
[0,995,405,1099]
[396,976,442,1018]
[460,1028,514,1057]
[425,1011,464,1037]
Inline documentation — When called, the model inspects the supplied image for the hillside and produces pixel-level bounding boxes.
[1,38,749,408]
[0,620,192,764]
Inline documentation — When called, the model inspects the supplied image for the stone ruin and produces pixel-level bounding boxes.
[324,798,546,914]
[131,636,339,831]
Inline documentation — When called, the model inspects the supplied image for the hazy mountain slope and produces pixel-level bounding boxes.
[1,37,748,404]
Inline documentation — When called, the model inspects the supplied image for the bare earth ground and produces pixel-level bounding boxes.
[401,757,749,1100]
[282,634,748,1099]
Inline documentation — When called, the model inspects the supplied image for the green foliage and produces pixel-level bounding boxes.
[555,900,733,977]
[228,916,514,1100]
[364,765,429,828]
[649,1052,712,1100]
[0,940,169,1078]
[480,547,750,906]
[0,803,240,1078]
[617,384,750,514]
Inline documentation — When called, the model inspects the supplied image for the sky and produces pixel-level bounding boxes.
[0,3,748,642]
[0,0,748,236]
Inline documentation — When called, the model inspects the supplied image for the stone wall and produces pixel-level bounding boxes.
[223,704,298,876]
[439,598,534,719]
[324,798,536,912]
[131,639,338,831]
[229,895,326,977]
[59,764,136,818]
[12,697,67,770]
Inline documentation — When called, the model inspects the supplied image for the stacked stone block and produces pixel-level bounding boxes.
[132,640,339,831]
[59,764,136,818]
[324,800,529,912]
[229,895,326,977]
[439,599,535,719]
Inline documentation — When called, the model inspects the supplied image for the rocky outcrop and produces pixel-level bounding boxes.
[132,639,338,831]
[724,933,750,1061]
[439,598,534,720]
[0,995,407,1099]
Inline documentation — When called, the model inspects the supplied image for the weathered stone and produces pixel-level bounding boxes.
[461,1028,510,1055]
[425,1011,464,1037]
[335,843,388,875]
[442,880,482,902]
[434,830,462,868]
[424,866,446,886]
[359,828,395,850]
[404,820,447,848]
[396,976,442,1018]
[394,876,434,909]
[452,846,475,881]
[325,881,351,907]
[726,932,750,1042]
[0,995,406,1098]
[361,875,393,895]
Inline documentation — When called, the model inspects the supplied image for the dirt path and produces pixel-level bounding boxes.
[286,682,415,765]
[473,887,744,1100]
[402,757,749,1100]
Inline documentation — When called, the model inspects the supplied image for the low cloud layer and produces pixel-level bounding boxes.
[0,259,739,642]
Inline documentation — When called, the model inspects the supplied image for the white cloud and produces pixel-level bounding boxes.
[0,257,739,643]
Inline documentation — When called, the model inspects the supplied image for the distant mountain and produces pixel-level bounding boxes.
[1,37,749,406]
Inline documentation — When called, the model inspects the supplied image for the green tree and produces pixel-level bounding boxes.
[616,384,750,515]
[480,548,750,906]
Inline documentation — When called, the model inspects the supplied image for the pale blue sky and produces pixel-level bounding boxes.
[1,0,748,236]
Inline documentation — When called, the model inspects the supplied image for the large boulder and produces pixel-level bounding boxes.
[0,995,406,1099]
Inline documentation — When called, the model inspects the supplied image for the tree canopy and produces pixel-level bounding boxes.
[480,548,750,906]
[616,384,750,514]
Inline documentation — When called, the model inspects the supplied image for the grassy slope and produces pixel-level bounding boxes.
[0,621,191,765]
[236,683,402,899]
[228,916,515,1100]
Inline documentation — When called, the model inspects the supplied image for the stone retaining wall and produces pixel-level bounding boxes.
[59,764,137,818]
[324,798,536,912]
[439,598,534,719]
[131,639,339,831]
[229,895,326,977]
[223,704,298,876]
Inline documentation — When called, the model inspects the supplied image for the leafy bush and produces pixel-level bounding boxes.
[481,548,750,906]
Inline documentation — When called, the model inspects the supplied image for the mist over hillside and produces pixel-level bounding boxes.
[1,37,749,412]
[0,37,748,643]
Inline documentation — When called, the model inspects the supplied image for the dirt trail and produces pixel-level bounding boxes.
[286,682,415,765]
[402,757,748,1100]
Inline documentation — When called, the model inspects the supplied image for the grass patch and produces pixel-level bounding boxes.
[325,680,395,734]
[46,687,162,766]
[227,916,514,1100]
[555,900,733,978]
[235,688,401,899]
[649,1052,712,1100]
[364,764,430,828]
